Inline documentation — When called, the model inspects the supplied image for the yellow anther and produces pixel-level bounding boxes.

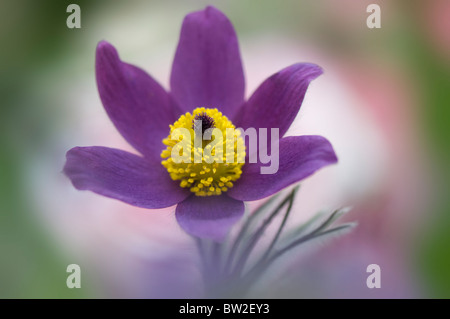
[161,108,245,196]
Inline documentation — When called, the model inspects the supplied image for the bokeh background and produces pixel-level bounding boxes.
[1,0,449,298]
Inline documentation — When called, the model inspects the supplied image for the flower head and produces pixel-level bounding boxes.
[63,6,338,241]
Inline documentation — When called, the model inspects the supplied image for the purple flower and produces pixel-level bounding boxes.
[63,6,337,241]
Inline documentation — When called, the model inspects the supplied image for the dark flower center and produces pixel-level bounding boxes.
[192,112,215,134]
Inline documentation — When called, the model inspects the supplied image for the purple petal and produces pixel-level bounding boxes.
[175,195,244,241]
[227,135,338,201]
[170,6,245,118]
[235,63,323,137]
[96,41,178,162]
[64,146,190,209]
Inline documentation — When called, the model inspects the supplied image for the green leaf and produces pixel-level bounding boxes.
[281,207,352,245]
[228,187,297,277]
[223,192,281,274]
[240,222,356,291]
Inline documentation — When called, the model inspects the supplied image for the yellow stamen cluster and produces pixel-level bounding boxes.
[161,108,245,196]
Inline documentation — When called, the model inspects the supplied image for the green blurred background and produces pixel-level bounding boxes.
[1,0,449,298]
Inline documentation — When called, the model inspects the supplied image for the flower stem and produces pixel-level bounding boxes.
[195,238,209,287]
[212,241,222,277]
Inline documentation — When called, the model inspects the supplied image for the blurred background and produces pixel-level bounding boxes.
[0,0,449,298]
